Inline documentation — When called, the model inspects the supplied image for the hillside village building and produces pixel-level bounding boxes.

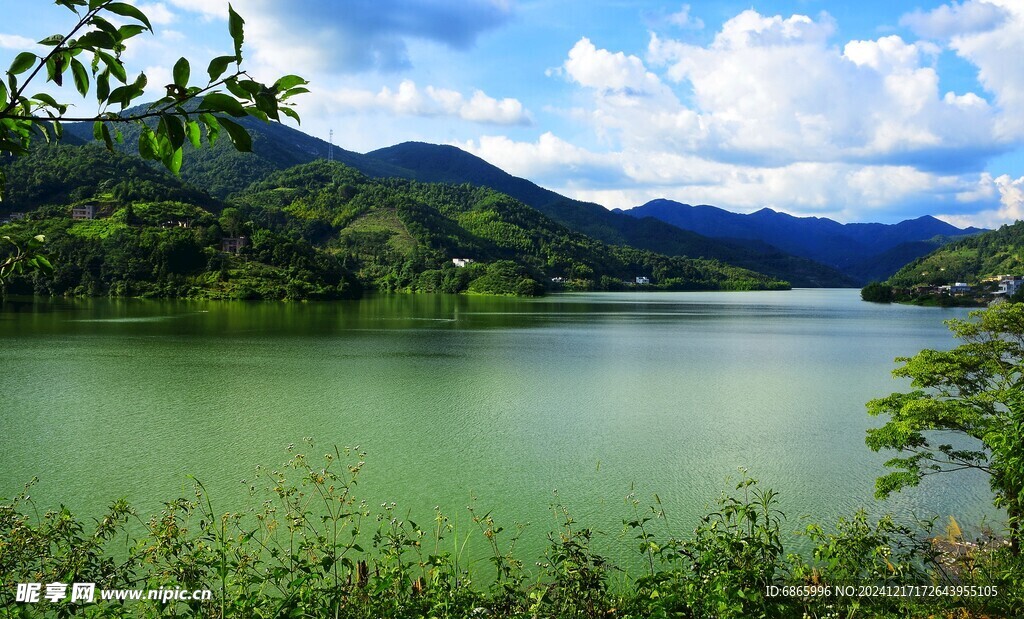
[221,236,249,253]
[997,275,1024,297]
[939,282,971,294]
[71,204,96,220]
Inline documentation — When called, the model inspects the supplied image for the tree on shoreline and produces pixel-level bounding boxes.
[867,302,1024,554]
[0,0,307,200]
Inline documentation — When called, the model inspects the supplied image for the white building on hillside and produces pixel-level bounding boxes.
[998,276,1024,296]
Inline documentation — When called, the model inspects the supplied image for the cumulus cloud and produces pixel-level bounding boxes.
[940,175,1024,228]
[642,10,1011,170]
[502,6,1024,225]
[328,80,530,125]
[934,1,1024,139]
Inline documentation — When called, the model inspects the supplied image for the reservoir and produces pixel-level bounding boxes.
[0,289,1002,561]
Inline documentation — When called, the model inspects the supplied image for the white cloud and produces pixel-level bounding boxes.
[935,1,1024,139]
[901,0,1008,39]
[640,11,1009,169]
[136,2,177,26]
[0,33,36,49]
[444,6,1024,225]
[563,38,666,95]
[666,5,704,31]
[327,80,530,126]
[457,132,1003,223]
[456,133,621,185]
[939,175,1024,228]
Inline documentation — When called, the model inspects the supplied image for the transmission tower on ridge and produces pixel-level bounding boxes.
[328,129,334,162]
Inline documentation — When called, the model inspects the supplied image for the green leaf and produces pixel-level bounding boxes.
[75,30,116,49]
[206,56,234,82]
[254,92,279,120]
[200,93,245,117]
[138,127,159,160]
[89,15,119,37]
[199,113,220,146]
[159,114,185,150]
[273,75,307,91]
[228,4,245,60]
[224,78,250,100]
[217,116,251,152]
[70,58,90,97]
[185,120,201,148]
[96,70,110,102]
[37,34,64,46]
[279,106,300,124]
[0,79,8,106]
[117,24,147,40]
[93,121,114,151]
[245,107,268,122]
[163,146,183,175]
[107,84,132,107]
[281,86,310,101]
[97,51,126,83]
[32,93,66,114]
[173,57,189,88]
[104,2,153,31]
[9,52,36,76]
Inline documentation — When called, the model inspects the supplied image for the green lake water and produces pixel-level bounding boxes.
[0,289,1004,563]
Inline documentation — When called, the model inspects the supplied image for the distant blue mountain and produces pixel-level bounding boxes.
[620,200,985,283]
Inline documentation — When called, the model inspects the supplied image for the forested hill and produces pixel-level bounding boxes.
[366,143,855,288]
[58,118,851,288]
[232,161,789,293]
[0,151,788,299]
[1,143,214,211]
[886,221,1024,287]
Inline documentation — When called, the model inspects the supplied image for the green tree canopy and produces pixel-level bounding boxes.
[861,282,893,303]
[866,302,1024,553]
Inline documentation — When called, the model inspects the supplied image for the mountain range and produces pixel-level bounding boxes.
[621,200,983,283]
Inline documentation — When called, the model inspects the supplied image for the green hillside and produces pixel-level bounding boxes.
[58,120,849,287]
[234,161,790,294]
[368,143,855,287]
[1,143,214,211]
[886,222,1024,287]
[1,156,788,299]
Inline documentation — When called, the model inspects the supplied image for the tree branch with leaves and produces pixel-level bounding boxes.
[0,0,308,199]
[866,302,1024,554]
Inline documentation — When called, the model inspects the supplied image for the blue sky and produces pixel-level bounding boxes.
[3,0,1023,226]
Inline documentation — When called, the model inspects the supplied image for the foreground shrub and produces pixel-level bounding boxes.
[1,445,1022,618]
